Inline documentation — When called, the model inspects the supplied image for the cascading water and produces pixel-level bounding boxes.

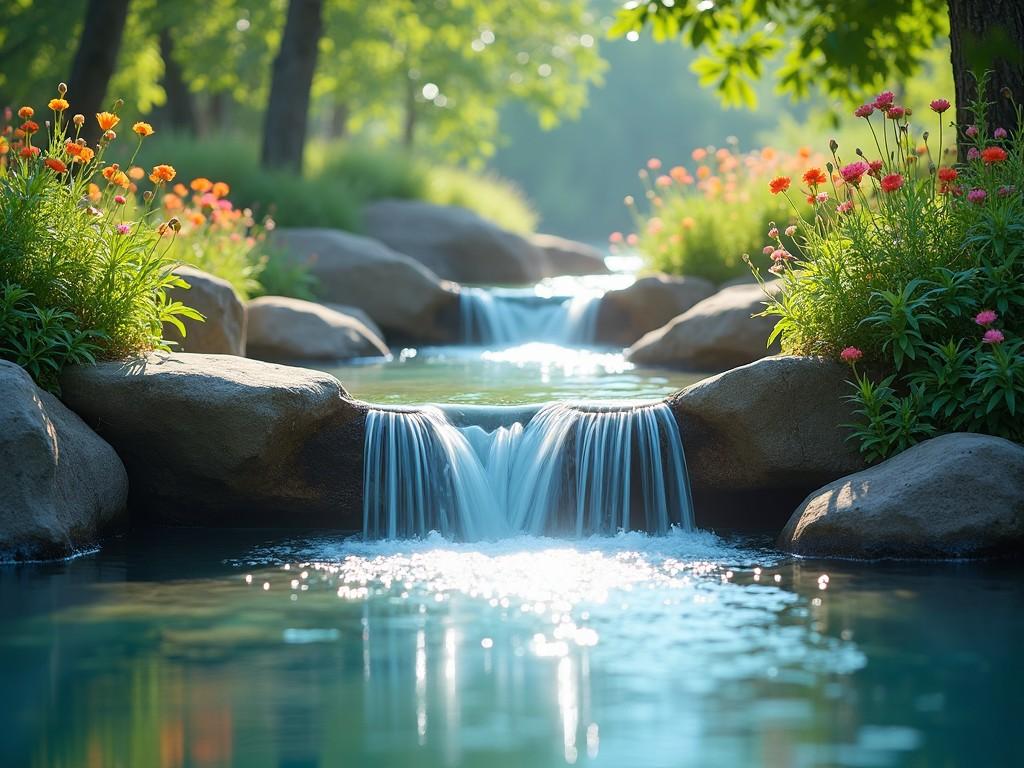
[362,401,694,540]
[460,286,601,345]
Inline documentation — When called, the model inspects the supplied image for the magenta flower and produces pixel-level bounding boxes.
[994,127,1008,139]
[841,161,870,185]
[975,310,998,326]
[887,106,906,119]
[116,223,131,235]
[854,104,874,118]
[965,125,978,138]
[983,329,1005,345]
[998,185,1017,197]
[929,98,951,114]
[967,147,981,160]
[873,91,895,110]
[967,188,987,204]
[840,346,863,363]
[113,194,126,205]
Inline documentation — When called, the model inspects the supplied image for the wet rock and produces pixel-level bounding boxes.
[778,433,1024,559]
[246,296,389,362]
[597,274,716,346]
[532,233,610,277]
[363,199,547,284]
[164,266,246,356]
[61,353,366,528]
[627,281,781,370]
[0,361,127,561]
[272,227,458,343]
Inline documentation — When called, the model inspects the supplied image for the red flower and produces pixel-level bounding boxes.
[937,167,958,182]
[929,99,951,114]
[981,146,1007,164]
[868,160,884,178]
[19,146,40,158]
[20,120,39,134]
[769,176,791,195]
[840,346,863,363]
[880,173,904,193]
[44,158,67,173]
[801,167,828,187]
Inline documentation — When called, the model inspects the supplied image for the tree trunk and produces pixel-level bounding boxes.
[68,0,131,145]
[329,102,349,139]
[947,0,1024,159]
[158,27,197,135]
[402,78,417,148]
[261,0,323,171]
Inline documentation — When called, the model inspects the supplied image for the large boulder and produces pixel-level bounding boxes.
[0,362,127,561]
[60,353,366,528]
[597,274,717,346]
[363,199,547,284]
[778,433,1024,559]
[628,281,781,370]
[272,228,458,343]
[669,356,866,530]
[532,234,610,277]
[164,266,246,356]
[246,296,389,362]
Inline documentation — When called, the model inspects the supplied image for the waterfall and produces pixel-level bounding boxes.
[362,402,694,540]
[460,287,600,345]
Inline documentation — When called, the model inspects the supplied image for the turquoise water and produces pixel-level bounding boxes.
[3,531,1020,767]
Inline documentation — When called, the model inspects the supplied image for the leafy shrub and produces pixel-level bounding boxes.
[427,166,538,234]
[0,88,198,391]
[751,84,1023,461]
[613,145,821,283]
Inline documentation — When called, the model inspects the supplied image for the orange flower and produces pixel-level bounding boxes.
[162,193,183,211]
[802,167,828,187]
[75,146,95,163]
[189,212,206,227]
[149,164,176,184]
[797,146,812,160]
[190,177,213,193]
[17,106,34,119]
[691,148,707,161]
[102,166,130,187]
[96,112,120,131]
[20,120,39,134]
[132,121,154,137]
[769,176,791,195]
[211,181,230,198]
[48,98,70,112]
[173,183,188,196]
[128,165,145,180]
[87,182,102,202]
[20,146,40,158]
[696,165,711,180]
[64,141,82,157]
[44,157,68,173]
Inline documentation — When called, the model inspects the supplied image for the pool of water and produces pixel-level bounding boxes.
[3,531,1020,767]
[326,344,707,405]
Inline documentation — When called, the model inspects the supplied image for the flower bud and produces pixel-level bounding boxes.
[1000,86,1012,99]
[58,82,68,95]
[922,130,929,141]
[829,138,839,153]
[168,216,181,232]
[113,99,124,110]
[143,190,154,202]
[73,114,85,127]
[104,130,116,141]
[855,147,864,157]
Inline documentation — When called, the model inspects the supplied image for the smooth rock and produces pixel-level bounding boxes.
[61,353,366,527]
[0,361,127,560]
[532,233,610,277]
[272,227,458,343]
[669,356,865,530]
[628,281,781,370]
[778,433,1024,559]
[363,199,547,284]
[164,266,246,356]
[597,274,717,346]
[246,296,389,362]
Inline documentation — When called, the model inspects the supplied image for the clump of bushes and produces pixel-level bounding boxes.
[0,87,197,391]
[752,83,1023,461]
[134,134,538,235]
[612,145,822,283]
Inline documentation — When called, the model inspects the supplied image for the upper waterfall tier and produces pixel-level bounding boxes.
[459,286,603,345]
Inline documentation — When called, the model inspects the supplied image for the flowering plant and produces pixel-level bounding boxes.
[611,144,822,283]
[0,85,199,391]
[749,80,1024,460]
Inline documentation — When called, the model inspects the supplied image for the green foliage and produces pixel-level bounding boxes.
[427,166,537,234]
[754,86,1024,459]
[0,90,197,390]
[611,0,948,109]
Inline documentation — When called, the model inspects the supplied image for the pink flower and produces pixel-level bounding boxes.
[982,329,1005,345]
[965,125,978,138]
[113,194,126,205]
[647,217,663,235]
[656,175,672,187]
[967,188,987,204]
[815,191,829,203]
[854,104,874,118]
[785,225,797,237]
[975,310,998,326]
[929,98,951,114]
[967,147,981,160]
[771,249,786,262]
[998,185,1017,197]
[768,226,779,239]
[762,245,774,255]
[609,231,623,243]
[116,223,131,235]
[994,127,1008,139]
[837,200,855,214]
[647,157,662,170]
[841,161,870,186]
[840,346,863,363]
[887,106,906,119]
[769,263,784,275]
[873,91,895,110]
[626,233,638,246]
[880,173,904,193]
